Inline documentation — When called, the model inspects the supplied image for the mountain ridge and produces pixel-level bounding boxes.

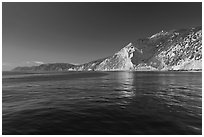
[12,26,202,72]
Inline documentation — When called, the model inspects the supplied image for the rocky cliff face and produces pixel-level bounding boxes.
[94,43,137,71]
[12,26,202,71]
[132,26,202,71]
[156,28,202,70]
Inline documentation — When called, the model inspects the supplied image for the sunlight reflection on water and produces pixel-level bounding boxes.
[114,72,135,98]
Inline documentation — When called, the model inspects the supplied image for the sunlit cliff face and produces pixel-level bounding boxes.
[116,43,135,59]
[128,46,135,58]
[93,43,137,71]
[113,43,136,70]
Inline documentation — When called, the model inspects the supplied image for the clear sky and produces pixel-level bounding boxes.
[2,2,202,70]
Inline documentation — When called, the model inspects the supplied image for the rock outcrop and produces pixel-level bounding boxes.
[94,43,136,71]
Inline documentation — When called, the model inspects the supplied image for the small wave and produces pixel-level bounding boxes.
[120,90,135,98]
[3,85,19,88]
[26,84,40,87]
[187,125,201,131]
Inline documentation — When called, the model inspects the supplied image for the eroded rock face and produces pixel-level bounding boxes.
[95,43,136,71]
[116,43,135,58]
[156,28,202,70]
[131,26,202,71]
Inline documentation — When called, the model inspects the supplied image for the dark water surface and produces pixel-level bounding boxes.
[2,71,202,135]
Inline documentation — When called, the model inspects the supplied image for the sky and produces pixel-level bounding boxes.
[2,2,202,70]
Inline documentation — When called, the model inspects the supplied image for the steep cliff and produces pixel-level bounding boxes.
[94,43,138,71]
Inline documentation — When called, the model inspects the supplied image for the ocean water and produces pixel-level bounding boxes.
[2,71,202,135]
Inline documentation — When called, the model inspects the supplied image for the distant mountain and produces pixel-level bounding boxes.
[12,26,202,71]
[12,63,76,72]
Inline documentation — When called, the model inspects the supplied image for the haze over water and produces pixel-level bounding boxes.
[2,71,202,134]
